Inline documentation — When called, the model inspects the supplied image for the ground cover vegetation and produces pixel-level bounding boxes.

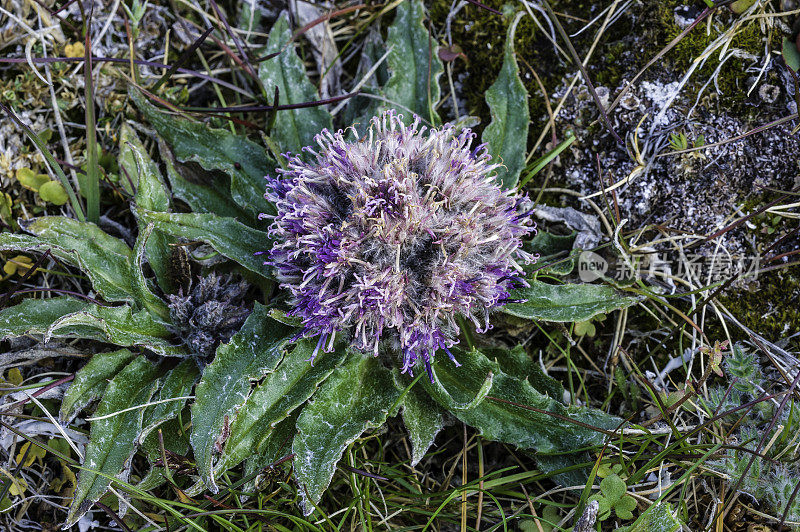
[0,0,799,530]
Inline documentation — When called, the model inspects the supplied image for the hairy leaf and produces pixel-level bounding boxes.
[423,348,621,454]
[131,224,170,320]
[343,28,388,133]
[0,217,134,303]
[626,502,683,532]
[44,301,183,357]
[482,15,529,189]
[60,349,137,425]
[216,338,344,478]
[259,13,333,154]
[0,296,177,357]
[399,381,445,466]
[158,139,252,221]
[119,124,169,212]
[384,0,443,124]
[135,208,271,279]
[482,345,563,401]
[503,281,637,323]
[120,123,175,291]
[65,356,160,527]
[140,358,200,444]
[524,230,578,276]
[242,410,299,487]
[129,88,274,217]
[294,355,400,515]
[191,304,295,492]
[536,452,594,487]
[0,297,90,340]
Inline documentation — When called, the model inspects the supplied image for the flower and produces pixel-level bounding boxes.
[263,111,536,379]
[167,273,251,358]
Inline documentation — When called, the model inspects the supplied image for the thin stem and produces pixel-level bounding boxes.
[84,27,100,223]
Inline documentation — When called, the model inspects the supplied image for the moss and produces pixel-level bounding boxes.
[593,40,630,88]
[430,2,547,135]
[719,269,800,345]
[429,1,613,140]
[648,1,784,114]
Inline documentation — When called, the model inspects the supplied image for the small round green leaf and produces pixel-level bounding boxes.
[615,495,637,520]
[599,474,626,502]
[38,181,70,205]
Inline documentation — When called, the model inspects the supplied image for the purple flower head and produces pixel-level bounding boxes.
[264,111,536,379]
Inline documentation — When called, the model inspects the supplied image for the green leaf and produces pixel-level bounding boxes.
[191,304,296,492]
[432,368,494,411]
[615,494,637,520]
[527,230,577,257]
[783,37,800,73]
[343,29,388,133]
[120,124,169,209]
[423,348,620,454]
[158,139,252,221]
[131,223,170,320]
[216,338,345,478]
[60,349,137,424]
[524,230,578,276]
[66,356,160,527]
[293,355,401,515]
[15,167,50,192]
[0,192,13,228]
[129,87,275,217]
[482,14,530,189]
[399,381,445,466]
[599,474,626,503]
[517,134,576,189]
[44,301,183,356]
[38,181,69,205]
[140,359,200,443]
[625,502,683,532]
[482,345,563,401]
[384,0,443,124]
[259,13,333,154]
[503,280,638,322]
[730,0,757,14]
[134,208,272,280]
[594,494,613,520]
[535,452,593,487]
[0,297,90,340]
[0,217,134,303]
[243,410,299,481]
[120,123,175,292]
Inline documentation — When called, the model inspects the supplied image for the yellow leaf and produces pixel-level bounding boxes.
[7,476,26,496]
[6,368,22,386]
[64,42,85,58]
[0,193,12,226]
[63,464,76,489]
[143,512,166,523]
[51,463,77,498]
[15,442,47,468]
[15,167,50,192]
[2,255,35,277]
